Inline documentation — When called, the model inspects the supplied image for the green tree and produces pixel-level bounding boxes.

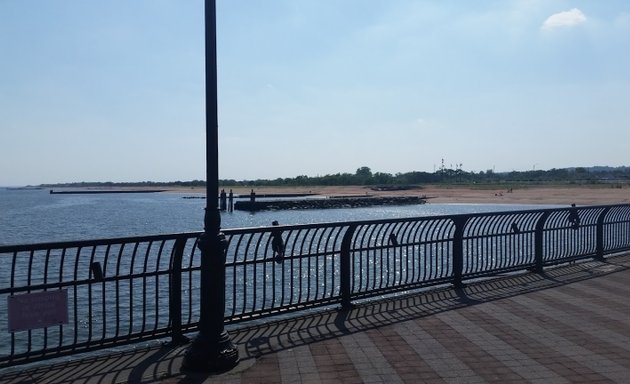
[355,166,372,178]
[355,166,373,185]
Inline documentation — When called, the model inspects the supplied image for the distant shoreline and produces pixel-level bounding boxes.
[162,184,630,206]
[18,184,629,206]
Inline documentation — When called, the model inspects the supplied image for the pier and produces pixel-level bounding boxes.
[0,204,630,382]
[2,253,630,382]
[49,189,167,194]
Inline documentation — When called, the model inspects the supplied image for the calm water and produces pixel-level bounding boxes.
[0,188,556,246]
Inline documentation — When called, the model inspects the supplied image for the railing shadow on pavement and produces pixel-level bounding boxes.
[232,253,630,359]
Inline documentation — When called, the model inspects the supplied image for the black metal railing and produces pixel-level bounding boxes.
[0,233,202,367]
[2,204,630,367]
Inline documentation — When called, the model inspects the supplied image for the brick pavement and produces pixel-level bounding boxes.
[2,254,630,383]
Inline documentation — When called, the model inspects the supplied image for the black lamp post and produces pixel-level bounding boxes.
[181,0,239,373]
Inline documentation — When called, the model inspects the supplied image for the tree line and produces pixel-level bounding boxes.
[221,166,630,187]
[41,166,630,189]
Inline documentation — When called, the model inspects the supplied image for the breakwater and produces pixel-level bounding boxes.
[234,195,426,211]
[49,189,166,194]
[235,193,318,198]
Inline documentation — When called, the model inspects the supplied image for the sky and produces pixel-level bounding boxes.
[1,1,629,186]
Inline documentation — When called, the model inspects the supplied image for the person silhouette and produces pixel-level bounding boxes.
[271,220,285,263]
[568,203,580,229]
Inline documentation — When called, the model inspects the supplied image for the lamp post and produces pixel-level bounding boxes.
[181,0,239,373]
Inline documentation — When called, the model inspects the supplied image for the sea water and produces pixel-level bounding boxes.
[0,188,555,246]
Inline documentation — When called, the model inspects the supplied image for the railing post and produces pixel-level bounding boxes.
[596,207,611,261]
[452,216,467,288]
[534,211,550,273]
[169,236,188,345]
[340,225,357,309]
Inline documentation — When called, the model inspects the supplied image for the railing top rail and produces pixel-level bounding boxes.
[0,231,202,253]
[223,203,628,231]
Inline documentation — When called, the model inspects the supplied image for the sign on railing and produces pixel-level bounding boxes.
[8,290,69,332]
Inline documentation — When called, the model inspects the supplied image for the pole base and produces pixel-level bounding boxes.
[181,330,239,374]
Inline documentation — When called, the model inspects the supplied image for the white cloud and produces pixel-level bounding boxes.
[542,8,587,30]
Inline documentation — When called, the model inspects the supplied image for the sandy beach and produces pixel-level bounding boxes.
[169,184,630,206]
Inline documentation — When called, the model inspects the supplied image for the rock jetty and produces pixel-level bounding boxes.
[234,196,426,211]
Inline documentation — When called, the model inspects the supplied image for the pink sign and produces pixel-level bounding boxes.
[7,290,69,332]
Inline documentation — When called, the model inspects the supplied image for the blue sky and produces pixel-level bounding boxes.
[1,1,629,186]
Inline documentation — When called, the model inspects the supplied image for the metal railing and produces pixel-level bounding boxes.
[2,204,630,367]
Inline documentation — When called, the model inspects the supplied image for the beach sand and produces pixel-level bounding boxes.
[168,184,630,206]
